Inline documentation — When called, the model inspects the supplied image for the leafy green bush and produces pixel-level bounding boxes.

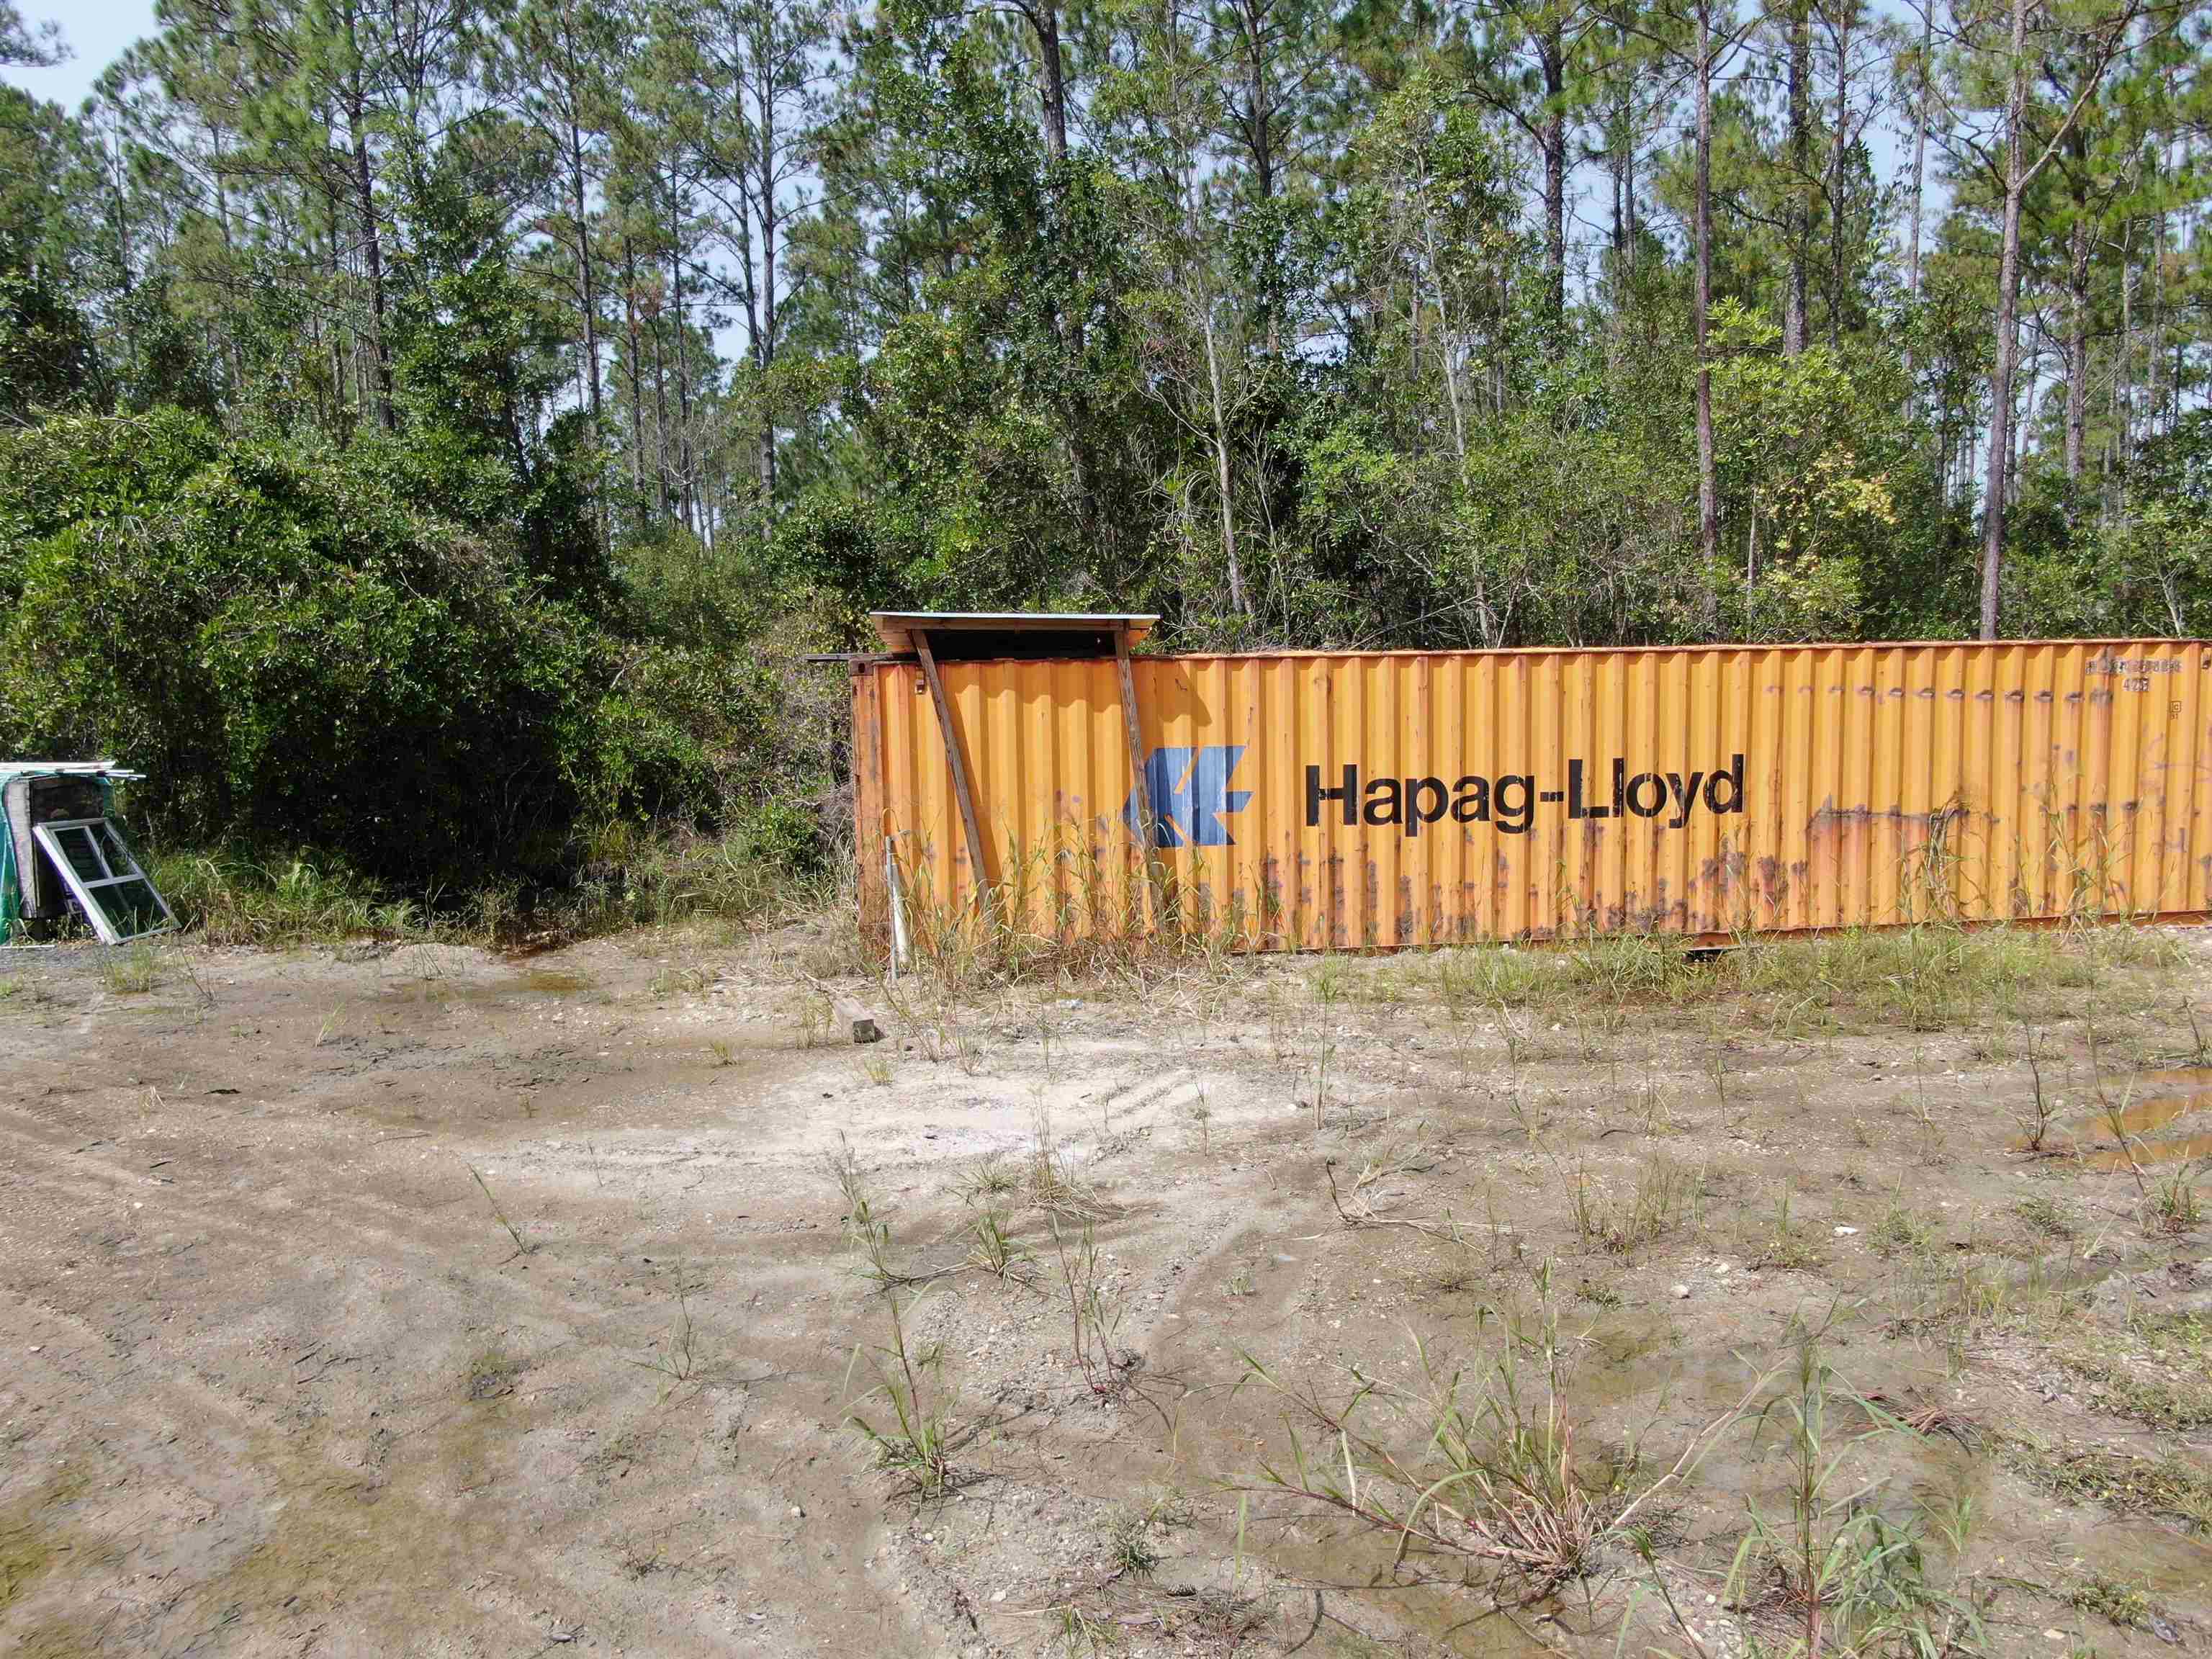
[0,414,799,890]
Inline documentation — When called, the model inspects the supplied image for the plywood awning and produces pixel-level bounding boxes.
[869,612,1157,660]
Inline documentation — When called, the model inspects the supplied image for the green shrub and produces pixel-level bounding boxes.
[0,426,608,882]
[0,415,790,891]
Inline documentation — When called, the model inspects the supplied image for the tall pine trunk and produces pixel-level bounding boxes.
[623,237,647,528]
[1539,17,1567,325]
[667,168,696,535]
[1906,4,1930,300]
[1978,0,2032,639]
[650,313,672,521]
[1201,310,1246,617]
[1784,0,1809,355]
[346,94,395,431]
[1034,0,1067,161]
[2064,198,2090,487]
[755,56,778,532]
[1240,0,1275,201]
[1022,0,1099,563]
[561,14,601,433]
[1903,0,1930,396]
[1695,0,1719,575]
[1827,2,1851,346]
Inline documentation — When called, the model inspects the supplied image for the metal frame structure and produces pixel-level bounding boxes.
[30,817,176,944]
[865,613,1165,930]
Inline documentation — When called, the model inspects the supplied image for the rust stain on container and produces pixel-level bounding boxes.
[852,636,2212,950]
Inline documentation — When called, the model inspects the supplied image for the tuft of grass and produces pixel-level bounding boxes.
[881,833,1262,997]
[2002,1439,2212,1529]
[953,1124,1114,1224]
[1022,921,2165,1049]
[1568,1154,1697,1256]
[2067,1575,2161,1631]
[830,1141,906,1287]
[871,917,2177,1052]
[2013,1193,2077,1240]
[1239,1310,1757,1608]
[1103,1507,1161,1578]
[146,828,824,951]
[963,1212,1031,1283]
[148,850,428,946]
[1727,922,2151,1034]
[628,1272,707,1388]
[845,1291,954,1499]
[1022,1117,1118,1224]
[1308,954,1355,1004]
[1723,1338,1979,1658]
[1049,1217,1128,1393]
[1243,1341,1612,1603]
[2016,1024,2063,1150]
[100,940,166,994]
[957,1154,1023,1205]
[2056,1315,2212,1430]
[1755,1184,1827,1272]
[613,1536,670,1580]
[1432,945,1557,1017]
[2131,1309,2212,1351]
[1051,1604,1116,1656]
[2147,1161,2202,1235]
[1308,959,1345,1128]
[1871,1197,1939,1259]
[1561,934,1699,1012]
[650,961,712,997]
[565,818,832,935]
[464,1347,524,1401]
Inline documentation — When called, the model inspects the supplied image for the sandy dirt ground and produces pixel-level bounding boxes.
[2,921,2209,1658]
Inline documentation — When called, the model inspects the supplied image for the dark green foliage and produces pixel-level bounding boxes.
[0,421,596,879]
[0,417,820,886]
[0,268,99,419]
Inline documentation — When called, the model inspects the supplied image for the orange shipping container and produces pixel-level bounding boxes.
[848,616,2212,951]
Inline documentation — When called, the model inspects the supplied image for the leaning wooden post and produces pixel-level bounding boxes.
[1115,626,1169,932]
[913,629,996,937]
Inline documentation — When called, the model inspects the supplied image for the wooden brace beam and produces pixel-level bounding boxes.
[1115,629,1169,929]
[914,631,996,932]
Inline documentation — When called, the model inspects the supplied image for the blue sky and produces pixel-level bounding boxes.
[1,0,152,106]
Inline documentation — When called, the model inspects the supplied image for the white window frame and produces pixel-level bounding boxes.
[30,818,176,945]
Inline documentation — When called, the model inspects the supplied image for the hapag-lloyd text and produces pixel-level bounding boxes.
[1305,755,1747,837]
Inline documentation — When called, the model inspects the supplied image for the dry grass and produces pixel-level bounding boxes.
[2053,1313,2212,1431]
[886,912,2184,1064]
[1238,1301,1762,1609]
[844,1291,956,1499]
[959,1116,1118,1226]
[2001,1439,2212,1529]
[1567,1154,1700,1256]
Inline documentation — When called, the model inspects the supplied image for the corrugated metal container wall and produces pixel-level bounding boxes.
[852,641,2212,950]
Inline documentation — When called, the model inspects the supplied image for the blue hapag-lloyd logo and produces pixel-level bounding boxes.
[1125,745,1253,848]
[1119,746,1749,849]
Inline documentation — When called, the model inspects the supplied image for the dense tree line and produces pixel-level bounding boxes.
[1,0,2208,875]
